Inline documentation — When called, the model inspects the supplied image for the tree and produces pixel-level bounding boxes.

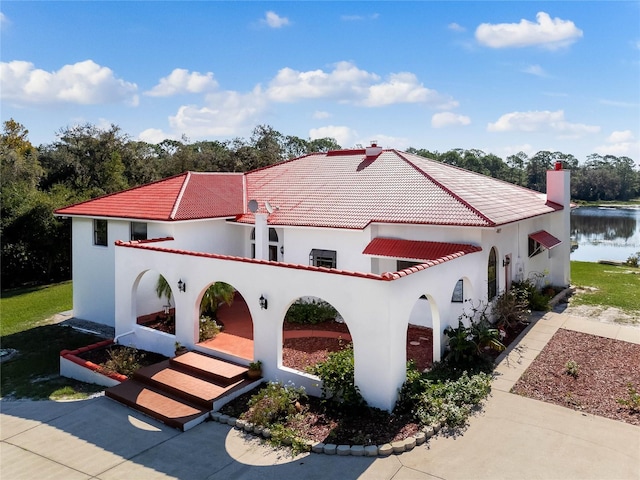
[200,282,235,318]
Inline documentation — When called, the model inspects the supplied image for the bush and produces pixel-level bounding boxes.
[100,346,145,378]
[242,381,307,427]
[285,298,337,325]
[199,316,221,342]
[511,279,550,312]
[492,289,530,329]
[564,360,580,378]
[395,362,492,428]
[307,343,366,410]
[625,252,640,268]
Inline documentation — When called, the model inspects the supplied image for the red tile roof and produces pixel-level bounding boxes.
[55,172,244,221]
[363,237,482,261]
[57,149,562,228]
[529,230,562,249]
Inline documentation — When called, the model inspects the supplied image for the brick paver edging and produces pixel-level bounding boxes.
[60,339,128,383]
[210,411,443,456]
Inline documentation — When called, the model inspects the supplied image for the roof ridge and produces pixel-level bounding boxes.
[171,171,192,220]
[393,150,496,227]
[54,171,189,216]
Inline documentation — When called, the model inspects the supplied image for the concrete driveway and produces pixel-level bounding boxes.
[2,311,639,479]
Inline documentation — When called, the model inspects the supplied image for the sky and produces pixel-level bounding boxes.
[1,1,639,165]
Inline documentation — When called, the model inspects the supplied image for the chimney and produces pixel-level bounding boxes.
[365,141,383,157]
[546,164,571,286]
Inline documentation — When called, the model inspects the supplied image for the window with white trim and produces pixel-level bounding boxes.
[94,219,107,246]
[451,279,464,303]
[130,222,147,241]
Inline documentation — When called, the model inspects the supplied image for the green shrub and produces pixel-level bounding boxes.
[242,382,307,427]
[511,279,550,312]
[564,360,580,378]
[395,362,491,428]
[625,252,640,268]
[307,343,366,410]
[199,316,221,342]
[100,346,145,378]
[617,383,640,412]
[492,289,530,329]
[285,298,337,325]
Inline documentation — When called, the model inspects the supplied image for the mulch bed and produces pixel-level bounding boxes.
[512,329,640,426]
[78,345,168,369]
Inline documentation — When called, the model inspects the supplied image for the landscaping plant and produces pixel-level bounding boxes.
[285,298,338,325]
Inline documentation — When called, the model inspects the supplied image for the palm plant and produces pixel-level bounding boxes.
[200,282,235,318]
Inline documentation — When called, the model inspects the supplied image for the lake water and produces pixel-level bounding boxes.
[570,206,640,263]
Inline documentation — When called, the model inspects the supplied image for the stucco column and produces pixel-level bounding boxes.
[547,166,571,286]
[254,213,269,261]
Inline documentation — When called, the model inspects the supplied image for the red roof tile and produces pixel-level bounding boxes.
[529,230,562,249]
[55,172,244,221]
[363,237,482,262]
[57,149,562,228]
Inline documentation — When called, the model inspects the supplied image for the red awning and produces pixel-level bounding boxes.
[363,237,482,261]
[529,230,561,249]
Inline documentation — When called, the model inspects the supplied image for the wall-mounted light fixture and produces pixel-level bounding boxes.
[163,304,171,315]
[503,257,511,267]
[280,245,284,255]
[178,279,186,293]
[259,294,268,310]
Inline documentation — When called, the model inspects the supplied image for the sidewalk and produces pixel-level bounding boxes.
[2,311,639,479]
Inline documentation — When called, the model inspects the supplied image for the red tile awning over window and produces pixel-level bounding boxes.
[363,237,482,262]
[529,230,562,249]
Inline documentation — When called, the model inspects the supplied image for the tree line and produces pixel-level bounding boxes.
[2,119,638,289]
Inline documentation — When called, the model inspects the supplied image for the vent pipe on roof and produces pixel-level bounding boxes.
[365,141,383,157]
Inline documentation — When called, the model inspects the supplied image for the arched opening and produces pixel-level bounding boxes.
[488,247,498,301]
[406,294,439,371]
[250,227,280,261]
[281,296,351,374]
[134,270,175,335]
[196,281,254,361]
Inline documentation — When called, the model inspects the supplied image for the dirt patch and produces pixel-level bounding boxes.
[512,329,640,426]
[563,304,640,325]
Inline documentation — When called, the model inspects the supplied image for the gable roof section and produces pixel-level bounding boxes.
[55,172,244,221]
[363,237,482,262]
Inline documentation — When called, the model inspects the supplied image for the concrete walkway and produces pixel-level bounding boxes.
[2,312,639,479]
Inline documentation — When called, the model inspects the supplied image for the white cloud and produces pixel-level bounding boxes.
[448,22,466,32]
[594,130,639,158]
[309,125,357,147]
[313,110,331,119]
[267,62,456,108]
[0,60,138,105]
[607,130,635,143]
[145,69,218,97]
[522,64,548,77]
[341,13,380,21]
[262,11,290,28]
[498,144,536,158]
[476,12,583,50]
[363,134,410,150]
[138,128,177,144]
[599,99,639,108]
[431,112,471,128]
[168,86,267,137]
[487,110,599,138]
[1,12,9,26]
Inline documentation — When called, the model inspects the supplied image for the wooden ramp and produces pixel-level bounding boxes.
[105,351,260,431]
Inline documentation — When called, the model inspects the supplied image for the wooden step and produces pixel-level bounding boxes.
[134,360,245,410]
[170,351,248,385]
[105,380,209,431]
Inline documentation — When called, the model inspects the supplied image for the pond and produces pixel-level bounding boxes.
[570,206,640,263]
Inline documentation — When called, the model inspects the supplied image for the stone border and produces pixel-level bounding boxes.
[210,411,442,456]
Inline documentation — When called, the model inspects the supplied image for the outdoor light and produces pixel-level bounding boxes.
[259,294,268,310]
[503,257,511,267]
[178,279,186,293]
[163,304,171,315]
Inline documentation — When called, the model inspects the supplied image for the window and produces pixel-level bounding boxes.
[130,222,147,241]
[451,279,464,303]
[250,227,279,260]
[94,219,107,246]
[488,247,497,300]
[528,237,543,258]
[397,260,422,270]
[310,249,337,268]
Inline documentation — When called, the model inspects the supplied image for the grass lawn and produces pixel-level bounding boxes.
[570,261,640,312]
[1,281,105,400]
[1,281,73,336]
